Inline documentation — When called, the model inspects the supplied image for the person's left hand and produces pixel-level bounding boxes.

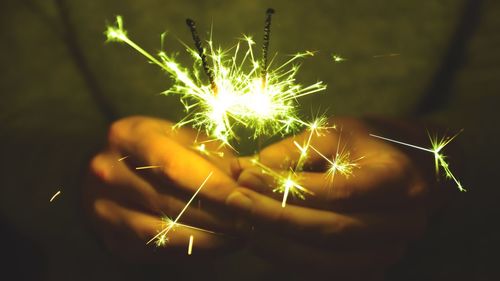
[226,117,436,279]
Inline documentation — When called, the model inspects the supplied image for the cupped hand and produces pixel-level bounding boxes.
[227,117,440,279]
[83,116,241,261]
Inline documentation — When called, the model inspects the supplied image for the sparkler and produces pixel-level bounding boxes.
[370,131,466,192]
[188,235,194,255]
[49,190,61,202]
[105,14,326,146]
[103,10,466,258]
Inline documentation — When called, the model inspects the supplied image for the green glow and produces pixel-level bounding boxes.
[250,158,313,208]
[105,16,326,146]
[332,54,346,62]
[310,131,363,186]
[429,131,466,192]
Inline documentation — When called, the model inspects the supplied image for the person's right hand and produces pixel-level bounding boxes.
[83,116,240,261]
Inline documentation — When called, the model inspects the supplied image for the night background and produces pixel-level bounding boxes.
[0,0,499,280]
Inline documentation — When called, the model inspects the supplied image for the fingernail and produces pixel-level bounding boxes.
[226,191,253,212]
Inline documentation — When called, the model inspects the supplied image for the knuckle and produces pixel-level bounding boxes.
[237,170,268,192]
[107,116,146,145]
[376,153,413,187]
[93,199,113,221]
[160,156,179,183]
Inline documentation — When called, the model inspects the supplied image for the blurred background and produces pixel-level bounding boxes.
[0,0,499,280]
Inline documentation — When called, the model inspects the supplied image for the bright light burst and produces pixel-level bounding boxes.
[192,141,225,158]
[250,158,313,208]
[155,216,217,248]
[309,128,363,185]
[105,16,326,146]
[251,117,335,207]
[370,131,466,192]
[332,54,346,62]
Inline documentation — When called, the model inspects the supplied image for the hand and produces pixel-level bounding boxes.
[227,117,440,279]
[83,116,240,261]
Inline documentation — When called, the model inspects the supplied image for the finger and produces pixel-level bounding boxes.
[237,159,425,211]
[89,150,233,231]
[237,126,340,171]
[107,117,238,204]
[90,150,158,210]
[91,198,227,257]
[226,188,426,245]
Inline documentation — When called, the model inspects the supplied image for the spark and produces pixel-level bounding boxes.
[155,218,218,248]
[370,131,465,192]
[118,155,129,161]
[250,158,313,208]
[250,117,333,207]
[309,129,363,186]
[162,217,218,235]
[105,14,326,146]
[188,235,194,255]
[192,142,224,158]
[332,54,346,62]
[147,172,214,245]
[292,117,334,171]
[135,165,162,170]
[49,190,61,202]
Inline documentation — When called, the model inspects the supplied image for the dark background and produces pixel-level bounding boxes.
[0,0,499,280]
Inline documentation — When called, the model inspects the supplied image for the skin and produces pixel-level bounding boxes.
[83,116,241,261]
[229,117,439,279]
[83,115,446,279]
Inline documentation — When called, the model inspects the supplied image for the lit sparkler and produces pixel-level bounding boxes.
[370,131,466,192]
[105,14,326,146]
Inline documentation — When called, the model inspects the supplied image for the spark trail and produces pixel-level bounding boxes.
[370,132,466,192]
[147,172,214,245]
